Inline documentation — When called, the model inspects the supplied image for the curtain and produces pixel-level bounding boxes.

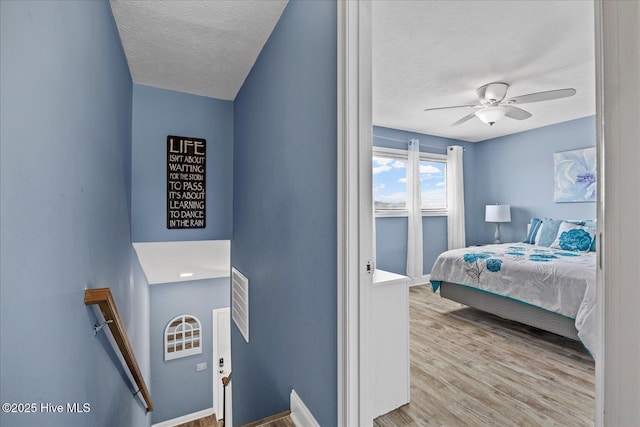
[407,139,423,278]
[447,145,466,249]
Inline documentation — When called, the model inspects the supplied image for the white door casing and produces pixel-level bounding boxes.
[337,1,374,426]
[595,1,640,425]
[212,308,231,423]
[338,0,640,426]
[339,1,640,426]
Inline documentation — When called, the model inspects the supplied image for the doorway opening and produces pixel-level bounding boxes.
[212,307,232,426]
[356,0,596,424]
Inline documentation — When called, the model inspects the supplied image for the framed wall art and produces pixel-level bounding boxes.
[553,147,596,203]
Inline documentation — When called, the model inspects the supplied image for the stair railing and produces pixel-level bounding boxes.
[222,371,232,426]
[85,288,154,412]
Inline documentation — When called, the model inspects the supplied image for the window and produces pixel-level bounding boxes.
[373,147,447,216]
[164,314,202,361]
[373,152,407,211]
[419,159,446,211]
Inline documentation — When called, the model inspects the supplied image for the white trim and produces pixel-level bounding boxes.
[336,3,352,425]
[373,145,447,161]
[375,209,409,217]
[421,210,447,217]
[375,210,447,218]
[420,152,447,162]
[164,314,202,361]
[212,307,231,420]
[290,390,321,427]
[409,274,431,287]
[593,2,605,425]
[337,1,373,426]
[595,1,640,425]
[372,146,407,158]
[338,0,637,426]
[151,407,214,427]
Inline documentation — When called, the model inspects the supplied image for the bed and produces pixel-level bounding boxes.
[430,230,596,357]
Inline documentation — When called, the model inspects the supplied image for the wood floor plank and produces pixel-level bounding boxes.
[374,285,595,426]
[176,414,218,427]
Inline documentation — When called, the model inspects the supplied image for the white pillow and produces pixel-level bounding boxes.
[550,222,596,252]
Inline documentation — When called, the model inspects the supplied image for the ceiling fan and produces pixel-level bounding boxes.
[424,82,577,126]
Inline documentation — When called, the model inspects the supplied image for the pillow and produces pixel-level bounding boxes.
[536,218,585,247]
[550,222,596,252]
[583,219,597,252]
[522,218,543,244]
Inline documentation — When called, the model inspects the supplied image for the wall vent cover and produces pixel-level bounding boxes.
[231,267,249,343]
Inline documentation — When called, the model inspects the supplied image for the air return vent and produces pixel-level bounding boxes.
[231,267,249,343]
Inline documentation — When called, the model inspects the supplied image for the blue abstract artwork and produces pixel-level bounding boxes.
[553,147,596,202]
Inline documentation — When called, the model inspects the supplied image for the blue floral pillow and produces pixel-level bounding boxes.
[536,218,585,247]
[550,222,596,252]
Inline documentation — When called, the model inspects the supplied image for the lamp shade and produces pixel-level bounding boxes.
[475,106,508,125]
[485,204,511,223]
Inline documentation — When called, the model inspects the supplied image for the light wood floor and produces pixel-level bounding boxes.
[374,285,595,426]
[178,412,295,427]
[176,414,219,427]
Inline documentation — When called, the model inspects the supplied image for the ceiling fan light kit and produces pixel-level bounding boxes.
[424,82,577,127]
[475,106,508,126]
[478,82,509,103]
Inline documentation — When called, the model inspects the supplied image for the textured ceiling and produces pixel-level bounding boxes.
[110,1,595,140]
[110,0,287,100]
[372,1,596,142]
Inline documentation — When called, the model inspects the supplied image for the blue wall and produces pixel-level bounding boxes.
[132,84,233,242]
[0,2,150,426]
[472,116,596,244]
[376,216,448,276]
[376,217,408,274]
[131,82,234,423]
[373,126,477,275]
[373,118,596,275]
[231,1,337,425]
[149,278,230,424]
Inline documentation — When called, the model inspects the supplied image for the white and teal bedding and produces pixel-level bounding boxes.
[430,243,596,355]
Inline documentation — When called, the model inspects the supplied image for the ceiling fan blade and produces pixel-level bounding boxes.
[504,105,532,120]
[424,104,479,112]
[451,111,478,126]
[477,82,509,103]
[507,88,576,105]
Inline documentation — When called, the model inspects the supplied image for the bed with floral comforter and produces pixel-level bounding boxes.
[430,243,596,356]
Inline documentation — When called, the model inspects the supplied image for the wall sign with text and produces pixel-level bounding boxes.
[167,135,206,229]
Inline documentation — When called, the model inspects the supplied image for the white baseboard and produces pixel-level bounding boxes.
[409,274,430,287]
[151,407,215,427]
[290,390,320,427]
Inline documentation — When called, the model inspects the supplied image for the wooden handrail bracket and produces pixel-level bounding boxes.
[85,288,154,412]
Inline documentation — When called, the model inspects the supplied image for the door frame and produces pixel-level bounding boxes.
[336,1,374,426]
[594,1,640,425]
[335,1,640,425]
[212,307,231,422]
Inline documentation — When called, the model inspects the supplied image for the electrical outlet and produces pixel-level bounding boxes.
[196,362,207,372]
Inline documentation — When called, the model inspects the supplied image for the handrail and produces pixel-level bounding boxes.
[85,288,154,412]
[222,372,232,426]
[222,371,232,387]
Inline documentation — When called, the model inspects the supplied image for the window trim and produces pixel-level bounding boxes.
[373,146,448,217]
[164,314,202,361]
